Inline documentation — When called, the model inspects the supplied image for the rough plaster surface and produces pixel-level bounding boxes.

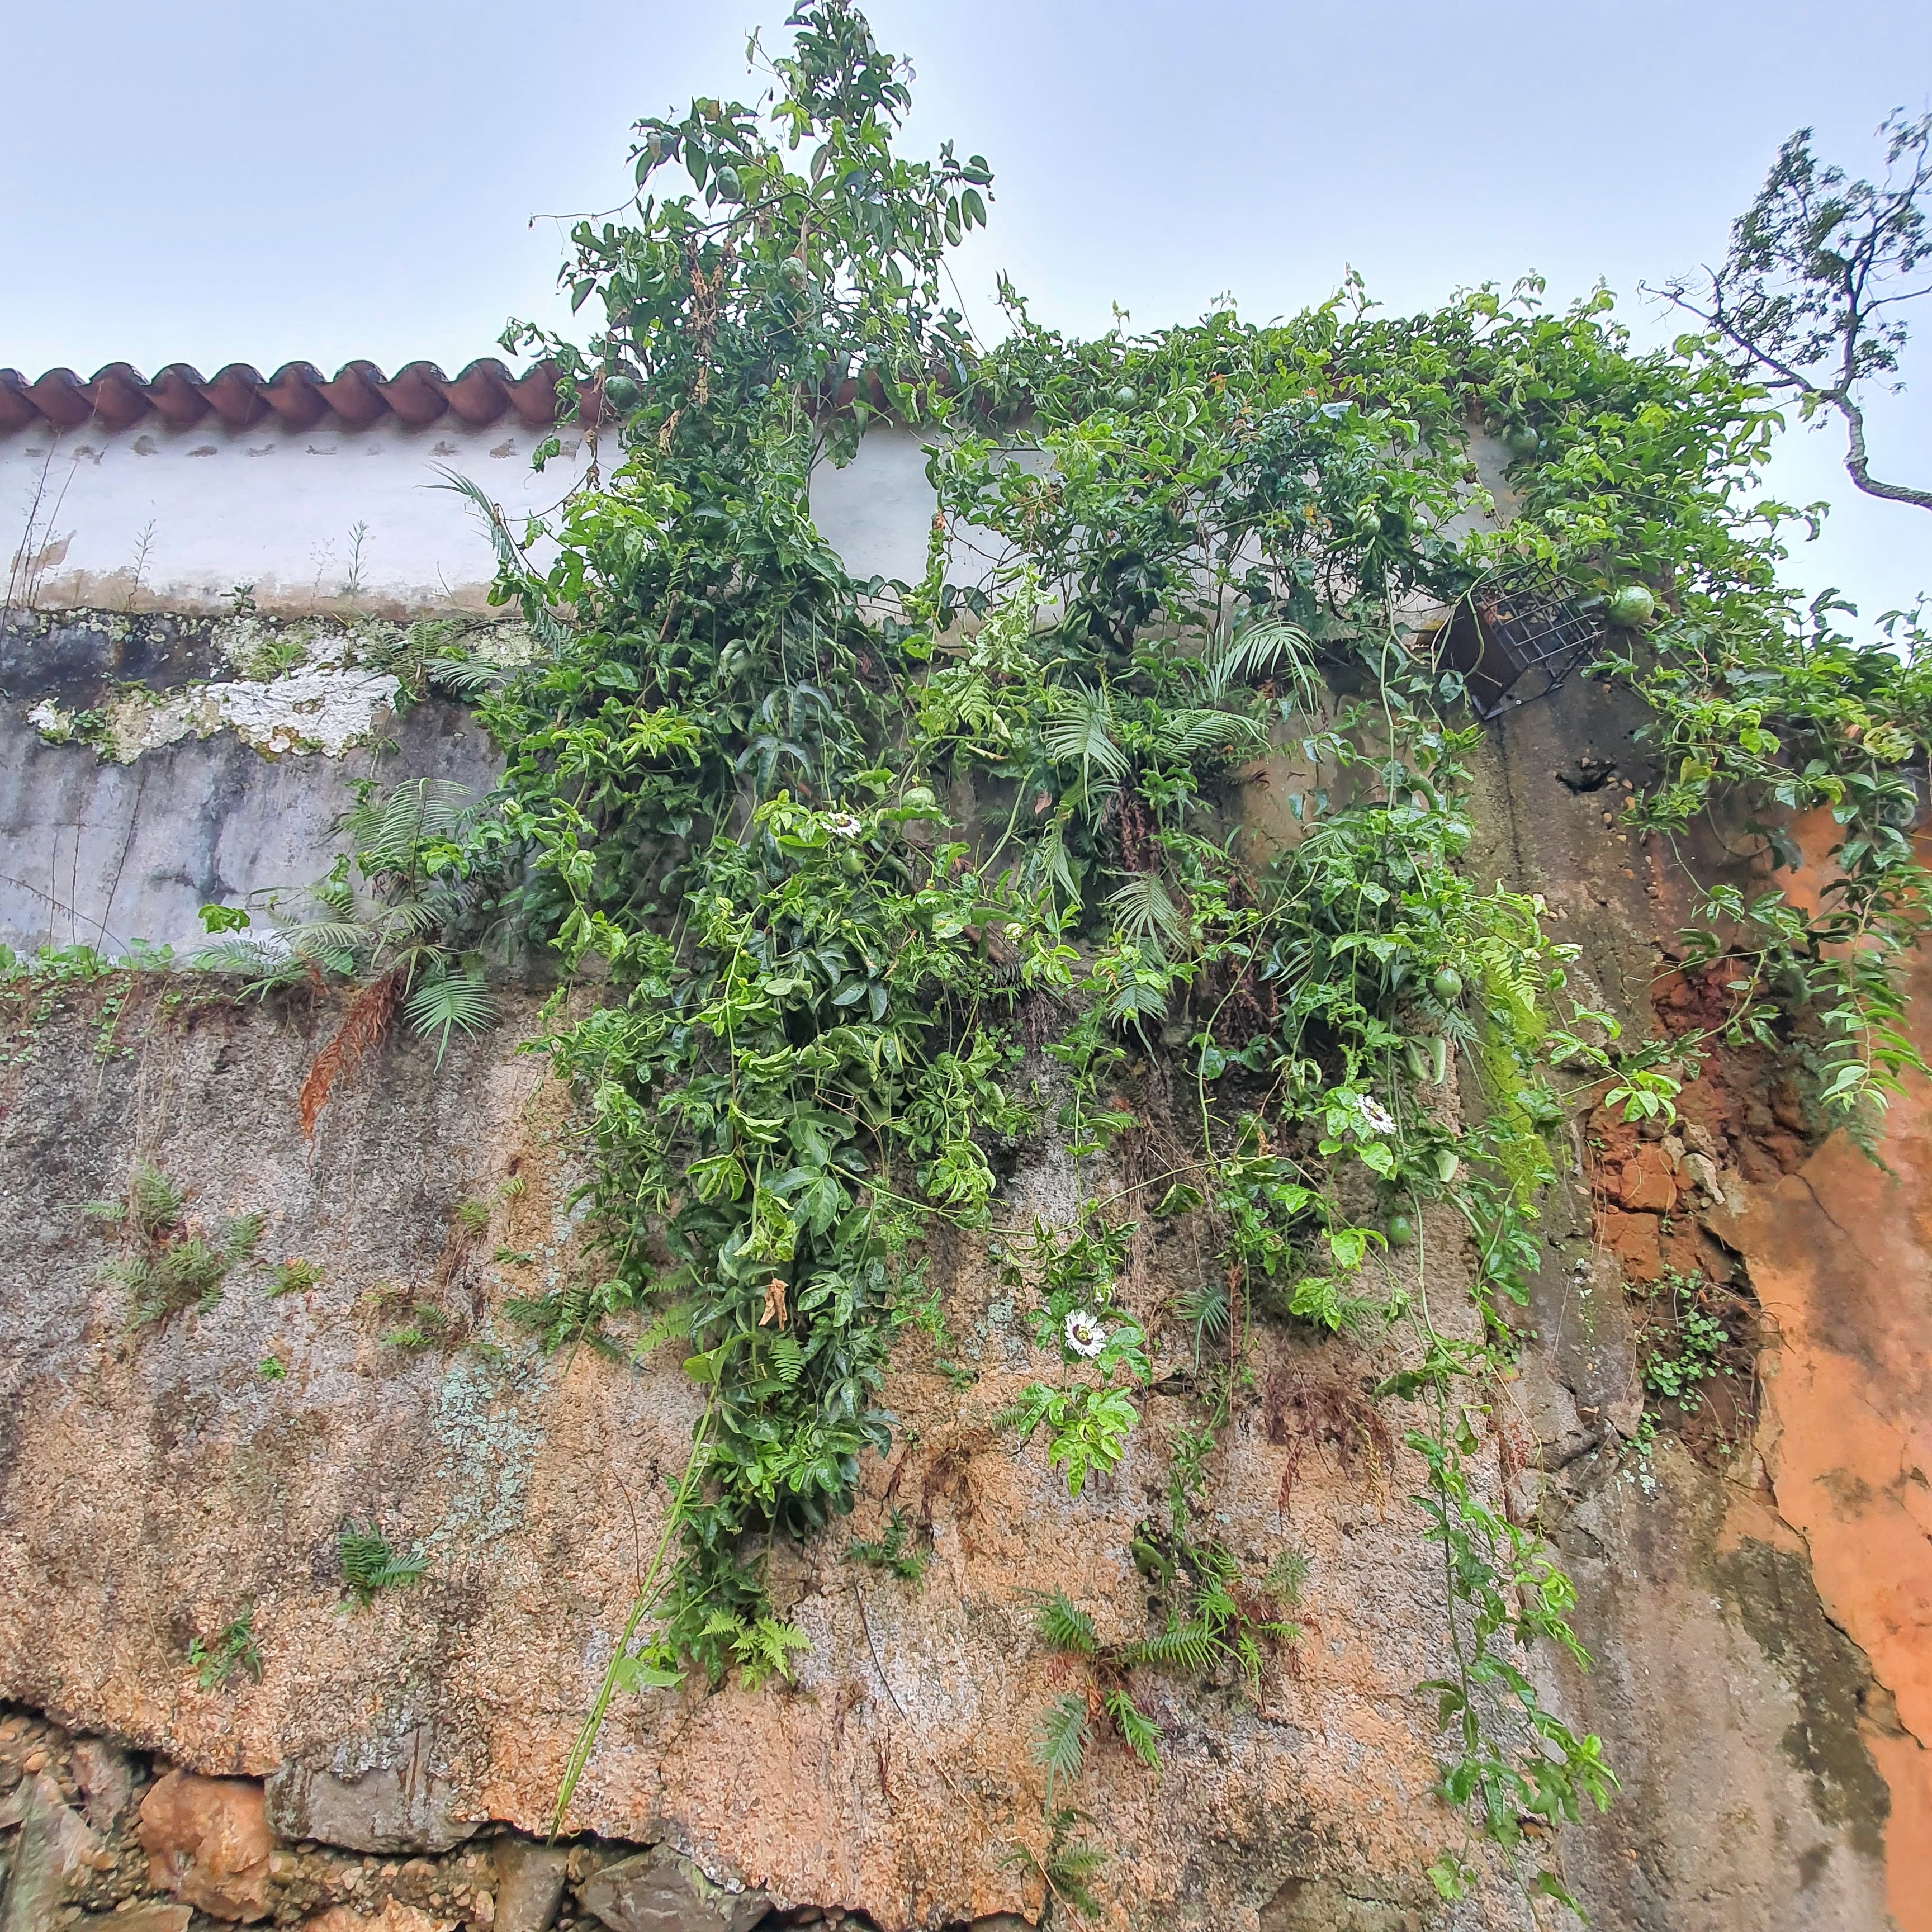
[0,979,1526,1931]
[1468,681,1920,1929]
[0,611,498,954]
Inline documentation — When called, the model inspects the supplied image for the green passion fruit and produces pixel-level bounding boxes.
[602,375,641,415]
[1431,965,1464,1003]
[1385,1213,1417,1248]
[1501,422,1541,460]
[1111,384,1139,409]
[1607,584,1655,628]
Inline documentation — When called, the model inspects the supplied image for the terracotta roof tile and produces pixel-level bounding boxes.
[0,357,584,437]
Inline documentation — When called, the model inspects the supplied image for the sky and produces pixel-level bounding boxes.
[3,0,1928,624]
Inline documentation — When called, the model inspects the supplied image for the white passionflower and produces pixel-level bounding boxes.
[1064,1309,1108,1358]
[1357,1095,1398,1136]
[826,812,862,839]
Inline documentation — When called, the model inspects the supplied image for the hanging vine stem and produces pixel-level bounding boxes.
[552,1385,719,1834]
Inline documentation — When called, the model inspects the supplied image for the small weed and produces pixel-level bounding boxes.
[242,635,309,681]
[453,1199,493,1237]
[90,1162,265,1328]
[1262,1547,1310,1606]
[337,1523,427,1608]
[266,1257,322,1299]
[257,1355,287,1381]
[846,1507,927,1581]
[491,1246,536,1266]
[383,1306,454,1351]
[188,1607,263,1690]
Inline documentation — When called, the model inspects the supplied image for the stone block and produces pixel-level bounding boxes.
[137,1770,274,1922]
[0,1774,97,1932]
[490,1840,570,1932]
[578,1846,769,1932]
[266,1731,477,1855]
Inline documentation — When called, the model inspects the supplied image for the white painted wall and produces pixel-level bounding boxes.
[1,415,1007,621]
[2,416,599,618]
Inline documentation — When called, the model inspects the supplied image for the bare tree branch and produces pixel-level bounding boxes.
[1644,109,1932,515]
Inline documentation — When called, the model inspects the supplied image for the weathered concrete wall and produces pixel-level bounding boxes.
[1469,676,1931,1932]
[2,418,986,621]
[0,610,499,955]
[4,427,1928,1931]
[2,415,594,619]
[0,975,1514,1932]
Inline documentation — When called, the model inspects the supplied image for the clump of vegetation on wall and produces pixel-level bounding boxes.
[337,1,1922,1914]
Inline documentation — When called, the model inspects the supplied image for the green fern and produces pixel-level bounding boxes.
[1029,1589,1098,1656]
[846,1507,927,1581]
[1043,685,1129,787]
[129,1161,186,1239]
[1034,1692,1092,1808]
[188,1607,263,1690]
[266,1257,322,1299]
[1121,1620,1220,1671]
[404,965,497,1066]
[503,1280,622,1356]
[337,1524,427,1607]
[225,1211,267,1265]
[1263,1547,1310,1605]
[1102,1688,1161,1769]
[1173,1280,1230,1360]
[730,1616,811,1689]
[1001,1806,1107,1923]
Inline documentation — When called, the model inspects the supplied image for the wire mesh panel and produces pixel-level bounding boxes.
[1440,564,1606,718]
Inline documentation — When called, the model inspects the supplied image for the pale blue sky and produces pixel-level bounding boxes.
[4,0,1927,622]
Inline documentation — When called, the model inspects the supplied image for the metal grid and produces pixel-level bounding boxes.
[1445,563,1605,719]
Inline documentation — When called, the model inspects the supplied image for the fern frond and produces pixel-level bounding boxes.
[129,1161,186,1238]
[1105,872,1184,949]
[1158,707,1266,758]
[424,655,512,697]
[1197,619,1318,708]
[1043,686,1128,781]
[1033,1692,1091,1805]
[191,935,306,991]
[1102,1688,1162,1769]
[1123,1621,1220,1671]
[223,1210,268,1265]
[1262,1547,1310,1604]
[337,1523,426,1606]
[1029,1589,1098,1657]
[732,1617,811,1688]
[1173,1280,1229,1358]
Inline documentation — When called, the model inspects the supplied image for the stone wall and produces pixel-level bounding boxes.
[2,424,1929,1929]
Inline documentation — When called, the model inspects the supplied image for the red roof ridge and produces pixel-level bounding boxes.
[0,357,590,437]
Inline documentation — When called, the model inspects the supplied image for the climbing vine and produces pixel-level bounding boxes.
[383,0,1932,1915]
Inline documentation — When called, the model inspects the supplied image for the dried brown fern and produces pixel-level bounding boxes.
[298,964,406,1135]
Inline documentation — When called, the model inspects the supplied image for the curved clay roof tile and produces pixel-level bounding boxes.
[0,372,35,434]
[433,358,514,429]
[145,365,213,431]
[202,364,274,430]
[373,361,451,429]
[0,356,571,436]
[22,369,94,430]
[261,362,331,431]
[503,361,567,429]
[86,363,154,433]
[312,361,390,431]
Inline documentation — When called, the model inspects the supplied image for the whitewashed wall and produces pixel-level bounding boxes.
[0,418,971,618]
